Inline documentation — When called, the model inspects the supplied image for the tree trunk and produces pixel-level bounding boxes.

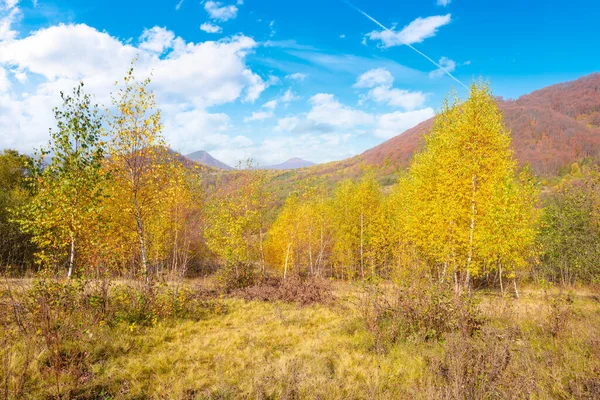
[133,201,148,282]
[259,228,266,277]
[309,225,313,276]
[283,242,291,280]
[465,173,477,290]
[499,262,504,295]
[67,234,75,279]
[513,275,520,299]
[360,211,364,279]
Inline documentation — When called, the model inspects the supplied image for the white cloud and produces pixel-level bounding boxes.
[286,72,307,81]
[307,93,374,128]
[244,110,274,122]
[262,99,277,109]
[259,89,298,113]
[0,23,268,152]
[374,109,435,139]
[0,0,20,41]
[354,68,394,89]
[437,0,451,6]
[204,1,238,22]
[366,14,451,48]
[367,86,427,110]
[139,26,175,53]
[200,22,222,34]
[269,20,276,37]
[339,34,346,39]
[429,56,456,78]
[281,88,298,104]
[274,116,299,132]
[0,67,9,92]
[175,0,185,10]
[355,68,427,110]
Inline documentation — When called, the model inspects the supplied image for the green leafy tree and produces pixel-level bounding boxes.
[17,83,107,277]
[538,178,599,285]
[0,150,35,271]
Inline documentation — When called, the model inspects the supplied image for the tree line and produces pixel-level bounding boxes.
[1,70,599,290]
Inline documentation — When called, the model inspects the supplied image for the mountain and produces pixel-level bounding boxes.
[185,151,233,170]
[259,158,315,170]
[319,73,600,178]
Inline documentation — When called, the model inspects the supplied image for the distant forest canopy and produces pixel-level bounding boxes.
[1,70,600,290]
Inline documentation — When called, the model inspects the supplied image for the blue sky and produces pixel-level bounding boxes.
[0,0,598,165]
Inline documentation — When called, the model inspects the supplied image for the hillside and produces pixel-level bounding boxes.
[301,73,600,181]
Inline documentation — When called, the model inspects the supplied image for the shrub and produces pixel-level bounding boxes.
[360,280,482,351]
[232,275,333,306]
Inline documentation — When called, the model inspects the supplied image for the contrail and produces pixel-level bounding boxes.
[343,0,469,90]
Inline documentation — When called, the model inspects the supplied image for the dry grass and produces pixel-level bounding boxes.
[1,279,599,399]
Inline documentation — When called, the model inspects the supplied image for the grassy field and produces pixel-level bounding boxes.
[1,279,600,399]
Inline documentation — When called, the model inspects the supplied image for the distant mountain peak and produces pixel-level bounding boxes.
[185,150,232,170]
[258,157,315,170]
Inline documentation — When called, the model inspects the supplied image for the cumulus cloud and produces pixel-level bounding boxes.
[307,93,374,128]
[286,72,307,81]
[366,14,451,48]
[204,1,238,22]
[0,67,10,92]
[262,99,277,110]
[280,88,299,104]
[139,26,175,53]
[0,0,20,41]
[274,116,299,132]
[0,23,268,152]
[437,0,451,6]
[374,109,435,139]
[355,68,427,110]
[200,22,222,34]
[429,56,456,78]
[354,68,394,89]
[244,110,274,122]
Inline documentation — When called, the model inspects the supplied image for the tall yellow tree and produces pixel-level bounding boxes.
[265,179,332,278]
[106,66,165,280]
[405,82,536,290]
[205,160,274,283]
[331,174,382,279]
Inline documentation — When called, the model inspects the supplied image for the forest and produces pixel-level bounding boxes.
[1,68,600,399]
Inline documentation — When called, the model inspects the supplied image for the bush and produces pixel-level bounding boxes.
[232,275,333,306]
[360,281,482,351]
[110,281,221,326]
[215,262,257,293]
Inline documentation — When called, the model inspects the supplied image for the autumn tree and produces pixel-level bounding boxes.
[17,83,107,277]
[106,67,165,280]
[331,174,382,279]
[404,83,537,291]
[205,160,274,287]
[265,179,332,278]
[0,150,35,272]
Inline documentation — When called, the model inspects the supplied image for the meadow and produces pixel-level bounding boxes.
[1,277,599,399]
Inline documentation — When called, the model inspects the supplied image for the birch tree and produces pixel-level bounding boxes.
[17,83,107,277]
